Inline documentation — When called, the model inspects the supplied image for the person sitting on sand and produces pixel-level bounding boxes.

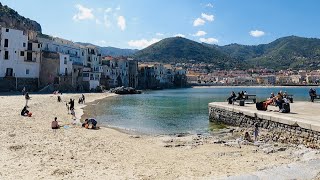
[51,117,60,129]
[244,132,253,142]
[82,118,97,129]
[20,106,29,116]
[57,95,61,102]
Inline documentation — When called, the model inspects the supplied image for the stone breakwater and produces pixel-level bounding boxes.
[209,103,320,148]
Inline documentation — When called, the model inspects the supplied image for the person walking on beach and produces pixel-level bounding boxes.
[22,87,26,96]
[25,92,30,107]
[66,103,70,114]
[68,99,75,110]
[82,94,85,104]
[70,108,76,119]
[254,124,259,141]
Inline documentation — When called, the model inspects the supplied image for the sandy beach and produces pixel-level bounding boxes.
[0,93,319,179]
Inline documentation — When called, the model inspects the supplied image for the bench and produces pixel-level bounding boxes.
[233,99,245,106]
[314,94,320,101]
[285,94,293,103]
[244,94,256,103]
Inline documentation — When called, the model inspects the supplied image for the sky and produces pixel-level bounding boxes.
[2,0,320,49]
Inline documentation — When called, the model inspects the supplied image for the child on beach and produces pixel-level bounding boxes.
[70,108,76,119]
[66,103,70,114]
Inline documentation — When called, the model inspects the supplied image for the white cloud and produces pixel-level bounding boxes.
[156,33,164,36]
[206,3,214,8]
[199,37,219,44]
[104,15,111,29]
[105,8,112,13]
[249,30,265,37]
[117,16,126,31]
[95,19,102,25]
[95,40,108,46]
[116,6,121,11]
[72,4,95,21]
[175,34,185,38]
[193,30,207,37]
[193,18,205,26]
[201,13,214,22]
[128,38,161,49]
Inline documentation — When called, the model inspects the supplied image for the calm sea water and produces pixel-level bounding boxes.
[89,86,318,135]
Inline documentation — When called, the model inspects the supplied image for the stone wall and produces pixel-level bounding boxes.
[209,106,320,148]
[0,77,38,92]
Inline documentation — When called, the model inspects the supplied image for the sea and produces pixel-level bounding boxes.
[86,86,318,135]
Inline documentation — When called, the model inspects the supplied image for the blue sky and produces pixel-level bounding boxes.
[2,0,320,49]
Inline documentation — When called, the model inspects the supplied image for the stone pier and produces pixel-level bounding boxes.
[209,102,320,147]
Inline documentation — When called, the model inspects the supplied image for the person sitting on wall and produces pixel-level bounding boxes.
[227,91,236,104]
[235,92,243,100]
[275,92,284,110]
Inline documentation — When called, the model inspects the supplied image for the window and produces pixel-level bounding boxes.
[6,68,13,76]
[65,68,68,75]
[27,52,32,61]
[4,39,8,47]
[28,43,32,51]
[82,51,84,56]
[23,43,26,47]
[38,44,41,48]
[26,69,30,75]
[64,57,67,64]
[4,51,9,59]
[6,29,9,32]
[67,50,70,54]
[20,51,25,56]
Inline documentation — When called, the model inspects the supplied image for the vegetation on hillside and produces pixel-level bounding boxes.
[134,37,242,69]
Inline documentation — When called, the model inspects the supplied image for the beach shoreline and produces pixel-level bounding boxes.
[0,93,319,179]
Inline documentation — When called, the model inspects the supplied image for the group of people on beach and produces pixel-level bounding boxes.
[51,93,98,130]
[227,91,248,104]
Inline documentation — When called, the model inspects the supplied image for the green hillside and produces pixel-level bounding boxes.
[134,37,241,69]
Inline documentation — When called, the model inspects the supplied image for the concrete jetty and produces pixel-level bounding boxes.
[209,102,320,146]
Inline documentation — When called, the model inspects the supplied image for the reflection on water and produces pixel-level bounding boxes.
[87,87,317,135]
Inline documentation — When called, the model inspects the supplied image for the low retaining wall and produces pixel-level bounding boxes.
[209,105,320,148]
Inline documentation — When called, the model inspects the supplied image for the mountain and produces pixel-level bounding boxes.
[215,36,320,70]
[134,37,241,69]
[0,3,41,32]
[76,42,138,57]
